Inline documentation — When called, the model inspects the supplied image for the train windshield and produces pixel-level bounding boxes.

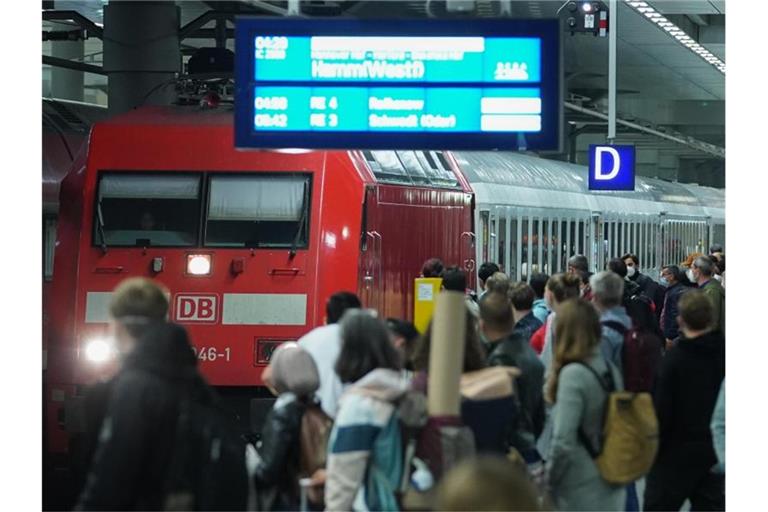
[94,174,201,247]
[363,150,460,188]
[205,174,310,248]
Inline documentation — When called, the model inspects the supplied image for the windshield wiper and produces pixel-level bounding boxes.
[96,200,108,254]
[289,181,309,259]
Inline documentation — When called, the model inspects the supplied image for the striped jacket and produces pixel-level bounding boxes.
[325,369,407,511]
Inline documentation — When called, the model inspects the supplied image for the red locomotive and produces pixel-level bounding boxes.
[44,103,475,456]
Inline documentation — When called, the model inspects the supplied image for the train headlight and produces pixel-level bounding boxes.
[84,338,114,364]
[187,254,212,276]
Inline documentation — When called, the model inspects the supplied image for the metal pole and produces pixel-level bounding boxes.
[608,0,617,142]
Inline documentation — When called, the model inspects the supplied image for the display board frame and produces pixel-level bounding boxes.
[235,17,562,151]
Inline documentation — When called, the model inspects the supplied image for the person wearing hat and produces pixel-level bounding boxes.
[255,343,321,510]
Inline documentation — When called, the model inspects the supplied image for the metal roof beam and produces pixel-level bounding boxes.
[43,55,106,75]
[43,10,102,39]
[564,102,725,159]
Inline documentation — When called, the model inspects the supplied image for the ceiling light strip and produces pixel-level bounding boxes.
[623,0,725,74]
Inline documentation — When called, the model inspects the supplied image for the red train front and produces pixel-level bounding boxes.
[45,104,474,456]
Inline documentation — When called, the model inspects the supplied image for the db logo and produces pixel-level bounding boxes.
[174,294,219,323]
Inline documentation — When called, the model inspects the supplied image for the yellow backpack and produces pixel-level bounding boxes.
[575,362,659,485]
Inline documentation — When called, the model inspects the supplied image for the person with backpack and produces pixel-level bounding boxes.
[325,309,408,511]
[545,299,626,512]
[252,342,325,511]
[76,278,245,511]
[643,290,725,511]
[590,270,633,374]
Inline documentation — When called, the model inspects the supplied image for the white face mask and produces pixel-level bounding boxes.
[686,268,696,283]
[626,266,636,278]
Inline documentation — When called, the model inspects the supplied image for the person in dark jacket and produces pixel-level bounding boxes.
[644,290,725,511]
[608,257,643,304]
[659,265,688,348]
[76,308,216,509]
[76,278,209,511]
[508,282,544,342]
[256,342,321,510]
[480,292,546,462]
[623,253,665,320]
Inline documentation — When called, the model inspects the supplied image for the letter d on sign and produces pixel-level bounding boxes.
[588,144,635,191]
[595,146,621,180]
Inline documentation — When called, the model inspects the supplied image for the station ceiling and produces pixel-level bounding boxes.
[42,0,726,186]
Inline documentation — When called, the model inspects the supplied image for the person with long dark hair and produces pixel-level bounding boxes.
[324,310,406,511]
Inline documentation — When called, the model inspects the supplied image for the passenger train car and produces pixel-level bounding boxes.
[42,101,724,457]
[455,151,725,281]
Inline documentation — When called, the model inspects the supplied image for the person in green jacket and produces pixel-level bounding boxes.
[691,256,725,335]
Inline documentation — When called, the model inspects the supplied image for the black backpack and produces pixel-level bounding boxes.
[163,397,249,511]
[603,320,663,393]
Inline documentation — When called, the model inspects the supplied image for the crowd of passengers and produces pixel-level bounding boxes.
[72,245,725,512]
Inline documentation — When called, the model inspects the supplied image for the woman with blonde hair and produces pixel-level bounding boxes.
[545,299,625,511]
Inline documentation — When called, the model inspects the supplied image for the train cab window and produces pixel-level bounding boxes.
[364,151,413,185]
[395,151,429,183]
[94,174,201,247]
[205,175,310,248]
[364,150,460,188]
[420,151,459,186]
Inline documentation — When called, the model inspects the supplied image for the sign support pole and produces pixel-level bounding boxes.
[608,0,617,143]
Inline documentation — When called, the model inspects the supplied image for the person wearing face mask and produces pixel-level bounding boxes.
[659,265,688,350]
[691,256,725,335]
[622,253,665,321]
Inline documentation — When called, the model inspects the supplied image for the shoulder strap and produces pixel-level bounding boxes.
[601,320,628,336]
[569,360,615,459]
[570,361,613,393]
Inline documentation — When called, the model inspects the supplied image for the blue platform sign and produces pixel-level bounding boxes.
[588,145,635,191]
[235,18,561,150]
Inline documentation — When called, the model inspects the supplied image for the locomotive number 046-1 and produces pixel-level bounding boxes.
[191,346,231,362]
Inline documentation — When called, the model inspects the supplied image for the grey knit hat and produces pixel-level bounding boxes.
[270,342,320,397]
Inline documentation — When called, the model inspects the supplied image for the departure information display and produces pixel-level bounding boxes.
[235,19,561,150]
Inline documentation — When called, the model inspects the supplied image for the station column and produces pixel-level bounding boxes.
[103,0,181,115]
[50,22,85,102]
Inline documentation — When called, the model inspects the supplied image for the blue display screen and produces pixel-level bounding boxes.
[235,19,561,150]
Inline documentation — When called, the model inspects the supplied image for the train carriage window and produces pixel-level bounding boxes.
[205,175,310,248]
[94,174,201,247]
